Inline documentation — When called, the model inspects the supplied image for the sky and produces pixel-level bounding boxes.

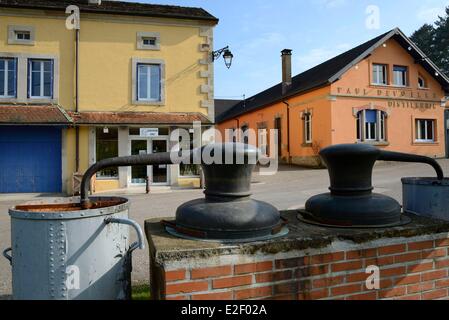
[123,0,448,99]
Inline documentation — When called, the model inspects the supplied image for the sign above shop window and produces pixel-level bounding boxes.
[140,128,159,137]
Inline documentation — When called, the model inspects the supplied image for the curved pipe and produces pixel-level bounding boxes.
[81,152,175,208]
[378,150,444,180]
[105,217,144,252]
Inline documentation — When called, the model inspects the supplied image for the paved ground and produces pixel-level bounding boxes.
[1,160,449,298]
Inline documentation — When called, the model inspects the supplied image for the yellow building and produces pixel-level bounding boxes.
[0,0,218,194]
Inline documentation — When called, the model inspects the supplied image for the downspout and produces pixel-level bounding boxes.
[75,28,80,172]
[235,118,240,142]
[283,101,291,163]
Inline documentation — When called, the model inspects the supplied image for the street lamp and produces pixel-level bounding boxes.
[212,46,234,69]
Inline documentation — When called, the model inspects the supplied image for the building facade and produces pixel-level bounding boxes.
[0,0,218,194]
[217,29,449,166]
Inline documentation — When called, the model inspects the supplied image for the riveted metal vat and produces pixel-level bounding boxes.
[402,178,449,221]
[2,196,144,300]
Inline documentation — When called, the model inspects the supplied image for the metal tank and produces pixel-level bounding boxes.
[402,177,449,221]
[2,196,144,300]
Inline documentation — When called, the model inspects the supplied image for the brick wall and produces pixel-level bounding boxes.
[153,237,449,300]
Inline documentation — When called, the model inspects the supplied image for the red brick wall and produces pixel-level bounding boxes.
[154,238,449,300]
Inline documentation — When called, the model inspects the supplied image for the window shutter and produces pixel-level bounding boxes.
[27,59,30,99]
[50,60,54,98]
[365,110,377,123]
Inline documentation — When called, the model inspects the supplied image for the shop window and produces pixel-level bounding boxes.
[418,74,427,89]
[415,119,435,142]
[393,65,408,87]
[28,59,53,99]
[372,64,387,85]
[356,110,387,142]
[137,64,161,101]
[179,131,200,177]
[258,128,268,156]
[0,58,17,98]
[303,112,312,144]
[96,128,119,178]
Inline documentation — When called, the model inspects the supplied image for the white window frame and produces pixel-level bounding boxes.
[393,65,408,87]
[372,64,387,85]
[132,58,165,106]
[28,59,53,99]
[258,128,268,157]
[0,57,17,98]
[304,112,312,144]
[415,119,435,143]
[418,74,427,89]
[8,25,35,46]
[137,63,161,102]
[357,109,387,142]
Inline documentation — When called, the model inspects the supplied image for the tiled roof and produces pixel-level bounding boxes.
[216,28,449,123]
[0,105,71,124]
[214,99,241,121]
[68,111,212,125]
[0,0,218,23]
[0,106,212,125]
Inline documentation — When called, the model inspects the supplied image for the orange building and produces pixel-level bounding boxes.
[216,28,449,166]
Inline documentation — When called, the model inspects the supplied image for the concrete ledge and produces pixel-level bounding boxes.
[145,211,449,300]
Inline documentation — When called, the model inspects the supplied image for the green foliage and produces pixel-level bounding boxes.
[411,6,449,76]
[132,284,151,300]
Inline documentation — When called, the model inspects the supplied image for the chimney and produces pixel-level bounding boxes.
[281,49,292,95]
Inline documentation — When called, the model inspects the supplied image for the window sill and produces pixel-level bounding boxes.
[96,177,119,181]
[132,100,165,106]
[301,143,313,147]
[413,141,439,146]
[417,87,430,91]
[356,141,390,147]
[137,45,161,51]
[7,40,35,46]
[179,176,200,179]
[370,84,412,90]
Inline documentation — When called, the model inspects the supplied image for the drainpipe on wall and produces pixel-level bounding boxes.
[235,118,240,142]
[75,28,80,173]
[283,101,291,163]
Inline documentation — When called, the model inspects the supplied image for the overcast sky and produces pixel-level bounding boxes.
[125,0,448,99]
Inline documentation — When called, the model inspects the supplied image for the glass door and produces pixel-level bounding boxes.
[131,140,148,184]
[151,139,168,184]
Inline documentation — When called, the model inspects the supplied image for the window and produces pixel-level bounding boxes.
[0,58,17,98]
[137,32,160,50]
[137,64,161,101]
[303,112,312,144]
[258,128,268,156]
[179,131,200,177]
[241,125,249,144]
[393,65,408,87]
[356,109,387,142]
[415,119,435,142]
[142,37,156,46]
[8,25,35,45]
[418,74,427,88]
[15,31,31,41]
[96,128,119,178]
[28,59,53,98]
[372,64,387,85]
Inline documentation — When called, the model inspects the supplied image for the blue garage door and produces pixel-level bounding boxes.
[0,126,62,193]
